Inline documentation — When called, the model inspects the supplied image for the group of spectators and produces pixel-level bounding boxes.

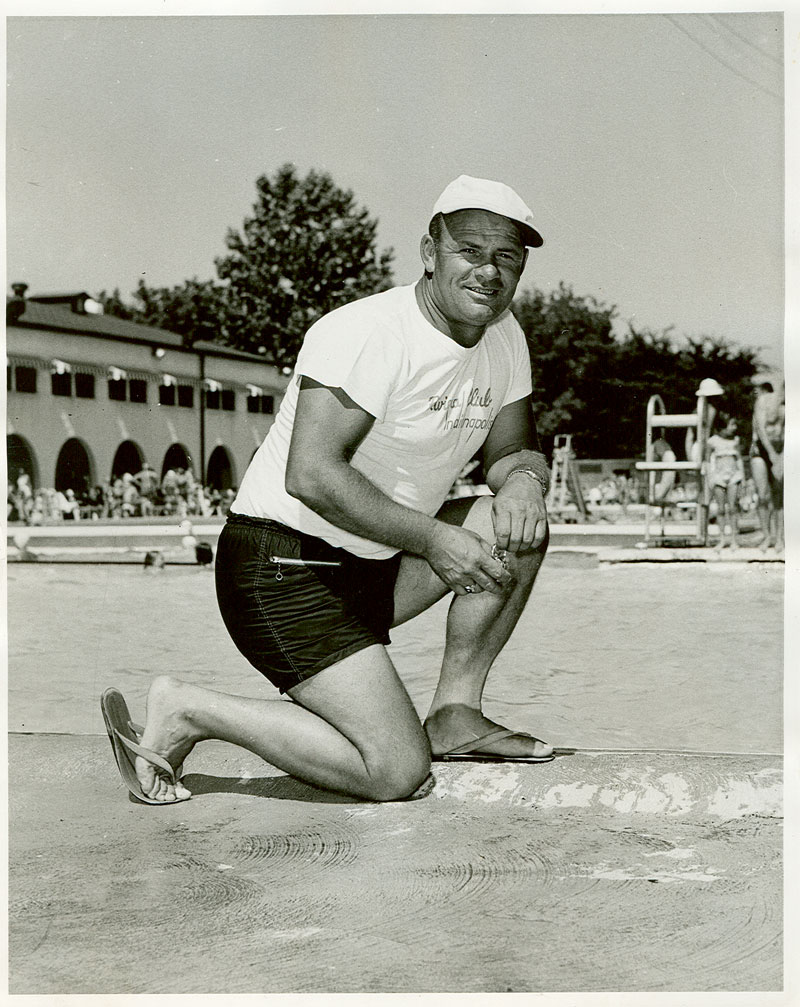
[7,466,237,524]
[582,471,761,514]
[586,473,638,510]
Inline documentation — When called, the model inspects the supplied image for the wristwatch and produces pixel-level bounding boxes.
[506,467,549,496]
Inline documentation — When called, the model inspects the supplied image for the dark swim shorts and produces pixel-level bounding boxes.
[215,513,402,693]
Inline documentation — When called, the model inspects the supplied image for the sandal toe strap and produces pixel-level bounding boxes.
[115,730,176,782]
[444,728,518,757]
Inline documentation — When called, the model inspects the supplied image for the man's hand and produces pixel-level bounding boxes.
[425,523,511,596]
[492,471,548,553]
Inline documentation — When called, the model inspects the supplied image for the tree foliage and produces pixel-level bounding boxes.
[97,277,228,349]
[512,283,764,459]
[100,164,394,366]
[215,164,394,366]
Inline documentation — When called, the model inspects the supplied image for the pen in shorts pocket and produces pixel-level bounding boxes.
[269,556,342,567]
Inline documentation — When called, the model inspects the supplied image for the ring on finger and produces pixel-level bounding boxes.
[464,584,477,594]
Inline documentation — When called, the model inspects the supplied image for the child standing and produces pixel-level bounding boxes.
[707,415,745,549]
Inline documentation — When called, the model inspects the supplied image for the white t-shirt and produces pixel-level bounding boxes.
[232,283,532,558]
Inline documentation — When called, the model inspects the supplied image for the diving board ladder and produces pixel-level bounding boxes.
[635,394,711,546]
[547,434,589,521]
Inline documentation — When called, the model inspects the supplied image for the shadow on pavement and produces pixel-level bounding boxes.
[180,771,363,804]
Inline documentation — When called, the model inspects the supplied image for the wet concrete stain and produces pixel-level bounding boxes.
[8,737,782,995]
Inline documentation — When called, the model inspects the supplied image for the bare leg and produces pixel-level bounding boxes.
[135,645,430,803]
[772,464,784,552]
[750,456,774,550]
[393,496,552,758]
[726,483,740,549]
[711,486,726,549]
[775,506,784,552]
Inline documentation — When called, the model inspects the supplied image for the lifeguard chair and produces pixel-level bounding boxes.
[547,434,589,522]
[635,381,720,546]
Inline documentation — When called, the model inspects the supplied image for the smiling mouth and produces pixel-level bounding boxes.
[465,285,500,297]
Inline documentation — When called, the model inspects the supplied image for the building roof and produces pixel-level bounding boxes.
[9,297,185,348]
[192,339,276,364]
[8,296,275,366]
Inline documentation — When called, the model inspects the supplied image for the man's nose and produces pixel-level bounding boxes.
[475,259,501,282]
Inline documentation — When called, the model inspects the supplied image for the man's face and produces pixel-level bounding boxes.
[422,209,527,329]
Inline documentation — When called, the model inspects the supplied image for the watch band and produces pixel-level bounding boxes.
[506,467,549,496]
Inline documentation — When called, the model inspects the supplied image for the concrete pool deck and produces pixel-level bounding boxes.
[9,738,782,995]
[6,550,785,995]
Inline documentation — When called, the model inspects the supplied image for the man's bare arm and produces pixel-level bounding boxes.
[481,396,549,491]
[480,396,549,552]
[285,377,508,594]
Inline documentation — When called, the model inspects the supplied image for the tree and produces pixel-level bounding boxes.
[512,283,620,453]
[98,278,228,349]
[100,164,394,365]
[215,164,394,365]
[513,284,764,459]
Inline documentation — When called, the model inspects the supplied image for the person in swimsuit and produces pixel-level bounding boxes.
[707,414,745,550]
[749,374,784,552]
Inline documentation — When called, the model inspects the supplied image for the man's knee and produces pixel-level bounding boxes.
[363,744,432,802]
[466,492,548,562]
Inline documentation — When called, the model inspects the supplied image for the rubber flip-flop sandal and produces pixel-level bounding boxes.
[100,688,188,805]
[432,728,556,764]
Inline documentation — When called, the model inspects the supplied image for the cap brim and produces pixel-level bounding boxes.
[433,206,544,248]
[519,222,544,249]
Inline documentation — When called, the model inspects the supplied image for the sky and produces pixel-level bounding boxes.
[5,9,788,370]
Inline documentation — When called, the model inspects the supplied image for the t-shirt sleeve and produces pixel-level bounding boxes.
[501,318,533,407]
[295,308,406,422]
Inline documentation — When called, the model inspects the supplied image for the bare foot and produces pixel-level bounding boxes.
[136,676,196,802]
[424,703,553,759]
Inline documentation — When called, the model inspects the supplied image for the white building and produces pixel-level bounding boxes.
[6,284,289,494]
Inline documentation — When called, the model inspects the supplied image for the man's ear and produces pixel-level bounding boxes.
[420,233,436,274]
[521,248,529,274]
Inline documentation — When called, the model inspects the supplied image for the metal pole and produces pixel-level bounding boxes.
[199,353,206,485]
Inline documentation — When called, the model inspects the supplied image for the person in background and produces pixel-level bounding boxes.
[57,488,80,521]
[121,473,140,518]
[685,378,724,464]
[15,471,33,523]
[749,373,784,553]
[135,462,159,517]
[161,469,179,516]
[707,413,745,550]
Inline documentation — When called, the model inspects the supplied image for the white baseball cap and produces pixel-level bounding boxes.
[695,378,724,397]
[431,174,544,248]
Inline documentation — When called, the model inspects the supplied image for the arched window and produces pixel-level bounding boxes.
[55,438,95,494]
[7,433,39,489]
[161,443,193,479]
[206,446,236,491]
[111,440,144,480]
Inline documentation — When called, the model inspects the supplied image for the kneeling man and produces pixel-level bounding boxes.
[102,174,555,805]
